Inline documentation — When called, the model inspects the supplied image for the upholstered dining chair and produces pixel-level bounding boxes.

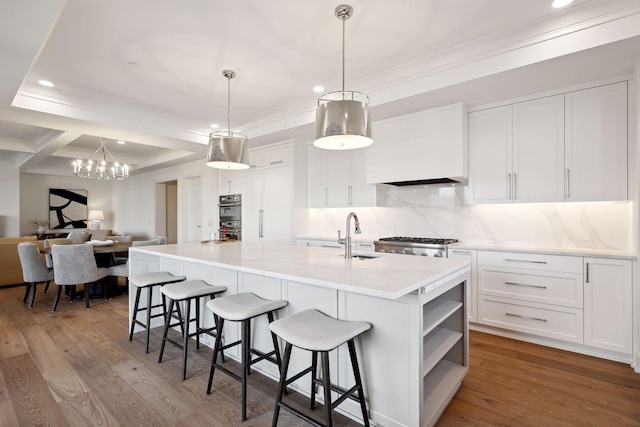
[51,244,109,311]
[154,236,168,245]
[112,235,133,265]
[42,238,74,294]
[108,239,160,295]
[67,231,92,243]
[17,242,54,309]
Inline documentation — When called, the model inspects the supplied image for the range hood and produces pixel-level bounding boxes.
[366,103,468,187]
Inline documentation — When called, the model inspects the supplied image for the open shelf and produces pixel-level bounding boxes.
[423,298,463,336]
[422,327,463,377]
[422,359,468,427]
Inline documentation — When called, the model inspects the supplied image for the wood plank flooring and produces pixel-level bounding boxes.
[1,284,639,426]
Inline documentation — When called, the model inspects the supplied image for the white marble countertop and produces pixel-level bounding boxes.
[450,242,637,259]
[130,242,470,299]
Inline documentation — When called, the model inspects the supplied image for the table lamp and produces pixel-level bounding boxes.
[88,210,104,230]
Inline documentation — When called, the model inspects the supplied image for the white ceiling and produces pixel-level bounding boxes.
[1,0,639,177]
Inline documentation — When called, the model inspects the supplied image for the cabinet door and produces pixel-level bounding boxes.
[512,95,564,203]
[327,151,350,207]
[584,257,632,354]
[262,164,293,244]
[217,169,243,195]
[307,145,328,208]
[469,105,512,204]
[241,168,262,242]
[349,148,377,207]
[565,82,628,202]
[448,249,477,322]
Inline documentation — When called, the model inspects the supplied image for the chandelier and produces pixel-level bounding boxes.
[73,137,129,179]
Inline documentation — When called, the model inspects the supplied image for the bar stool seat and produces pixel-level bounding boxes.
[158,280,227,380]
[129,271,186,353]
[269,309,372,427]
[206,292,288,421]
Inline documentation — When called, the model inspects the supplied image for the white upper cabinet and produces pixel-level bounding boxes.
[469,95,564,204]
[565,82,628,202]
[308,145,382,208]
[512,95,565,203]
[217,169,244,195]
[469,105,512,203]
[367,103,468,185]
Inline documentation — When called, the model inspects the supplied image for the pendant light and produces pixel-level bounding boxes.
[206,70,250,170]
[314,4,372,150]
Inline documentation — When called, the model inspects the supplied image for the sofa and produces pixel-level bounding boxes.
[0,236,45,287]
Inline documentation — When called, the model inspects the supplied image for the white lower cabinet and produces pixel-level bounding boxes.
[476,250,633,358]
[448,249,477,322]
[584,257,632,354]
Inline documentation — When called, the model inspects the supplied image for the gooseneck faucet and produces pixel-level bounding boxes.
[338,212,361,258]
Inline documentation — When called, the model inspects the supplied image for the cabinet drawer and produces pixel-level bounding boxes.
[478,251,582,274]
[478,269,583,308]
[263,144,293,165]
[478,296,583,344]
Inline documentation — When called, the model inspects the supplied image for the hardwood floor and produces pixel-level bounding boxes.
[1,283,639,426]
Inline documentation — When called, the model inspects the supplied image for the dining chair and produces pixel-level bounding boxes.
[67,231,92,243]
[112,235,133,265]
[17,242,54,309]
[51,244,109,311]
[42,238,74,294]
[108,238,159,295]
[154,236,168,245]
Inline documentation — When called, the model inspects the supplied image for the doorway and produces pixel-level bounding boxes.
[155,180,178,244]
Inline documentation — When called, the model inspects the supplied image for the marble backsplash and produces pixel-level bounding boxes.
[301,185,633,251]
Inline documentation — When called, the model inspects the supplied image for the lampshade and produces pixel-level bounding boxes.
[206,70,250,170]
[314,5,372,150]
[87,210,104,230]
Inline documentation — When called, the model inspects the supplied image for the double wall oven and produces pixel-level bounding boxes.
[219,194,241,240]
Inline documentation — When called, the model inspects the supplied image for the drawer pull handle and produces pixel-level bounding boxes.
[505,259,547,264]
[506,312,547,322]
[505,281,547,289]
[451,250,471,254]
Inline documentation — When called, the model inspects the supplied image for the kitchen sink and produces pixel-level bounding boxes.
[339,253,382,260]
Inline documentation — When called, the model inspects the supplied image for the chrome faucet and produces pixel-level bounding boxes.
[338,212,361,258]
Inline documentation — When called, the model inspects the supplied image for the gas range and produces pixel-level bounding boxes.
[374,237,459,257]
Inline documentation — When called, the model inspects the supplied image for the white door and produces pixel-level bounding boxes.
[469,105,513,204]
[512,95,564,203]
[584,257,632,354]
[263,163,293,243]
[185,176,202,243]
[565,82,628,202]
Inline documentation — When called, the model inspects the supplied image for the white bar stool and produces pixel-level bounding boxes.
[129,271,187,353]
[206,292,288,421]
[158,280,227,380]
[269,309,371,427]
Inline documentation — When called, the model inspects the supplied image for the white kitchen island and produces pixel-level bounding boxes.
[129,242,471,427]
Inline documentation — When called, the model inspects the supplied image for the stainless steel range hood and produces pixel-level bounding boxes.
[383,177,465,186]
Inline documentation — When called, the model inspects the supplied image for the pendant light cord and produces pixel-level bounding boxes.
[227,75,231,137]
[342,16,345,93]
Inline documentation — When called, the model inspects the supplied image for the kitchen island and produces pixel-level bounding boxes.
[129,242,471,427]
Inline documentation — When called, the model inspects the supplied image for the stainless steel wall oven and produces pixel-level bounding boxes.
[219,194,241,240]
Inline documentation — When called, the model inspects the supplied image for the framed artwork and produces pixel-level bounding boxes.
[49,188,88,229]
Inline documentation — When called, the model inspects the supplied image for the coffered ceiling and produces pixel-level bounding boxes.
[1,0,640,177]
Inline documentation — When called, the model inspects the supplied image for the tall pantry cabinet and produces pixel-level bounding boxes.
[242,142,294,244]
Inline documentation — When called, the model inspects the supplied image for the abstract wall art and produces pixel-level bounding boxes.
[49,188,88,229]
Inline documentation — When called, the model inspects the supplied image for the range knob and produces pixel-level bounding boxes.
[390,250,396,253]
[434,252,443,258]
[420,252,429,256]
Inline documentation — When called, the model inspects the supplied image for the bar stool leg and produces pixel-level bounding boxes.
[272,342,293,427]
[348,339,370,427]
[321,351,333,427]
[310,350,318,409]
[182,299,191,380]
[195,298,201,349]
[129,287,142,341]
[241,319,250,421]
[207,316,225,394]
[145,286,154,353]
[158,299,175,362]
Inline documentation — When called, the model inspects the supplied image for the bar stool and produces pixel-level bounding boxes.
[206,292,288,421]
[269,309,371,427]
[129,272,186,353]
[158,280,227,380]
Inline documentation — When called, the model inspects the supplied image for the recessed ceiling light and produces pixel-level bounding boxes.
[313,86,325,93]
[38,80,55,87]
[117,140,126,145]
[210,123,219,129]
[552,0,573,8]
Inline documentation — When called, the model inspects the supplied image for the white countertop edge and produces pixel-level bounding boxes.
[130,246,471,300]
[450,243,636,260]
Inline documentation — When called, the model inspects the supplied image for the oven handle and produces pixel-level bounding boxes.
[219,202,241,207]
